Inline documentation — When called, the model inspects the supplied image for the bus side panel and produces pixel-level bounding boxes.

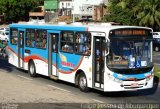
[58,52,93,88]
[33,59,48,76]
[8,45,19,68]
[23,48,49,76]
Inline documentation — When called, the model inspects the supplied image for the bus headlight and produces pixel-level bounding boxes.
[146,74,153,81]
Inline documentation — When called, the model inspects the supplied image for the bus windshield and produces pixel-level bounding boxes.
[107,40,152,69]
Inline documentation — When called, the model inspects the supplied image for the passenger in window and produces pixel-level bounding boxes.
[79,34,84,43]
[31,39,35,47]
[39,42,42,48]
[53,44,56,51]
[11,38,14,44]
[62,44,69,52]
[96,49,100,61]
[42,39,46,48]
[85,44,91,55]
[75,45,78,52]
[84,35,87,43]
[82,45,86,53]
[14,37,18,44]
[62,44,73,52]
[76,33,80,43]
[79,44,83,53]
[27,40,31,46]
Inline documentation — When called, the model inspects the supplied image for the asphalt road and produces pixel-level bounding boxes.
[0,52,160,109]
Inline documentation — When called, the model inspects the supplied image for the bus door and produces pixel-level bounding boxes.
[48,31,59,78]
[93,36,105,89]
[18,30,25,68]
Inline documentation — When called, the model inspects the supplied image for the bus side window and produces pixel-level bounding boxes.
[35,29,47,49]
[61,31,74,53]
[10,28,18,45]
[75,32,91,55]
[26,29,35,48]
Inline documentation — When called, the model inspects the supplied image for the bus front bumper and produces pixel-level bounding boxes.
[103,75,154,92]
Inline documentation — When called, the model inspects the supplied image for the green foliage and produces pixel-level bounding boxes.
[104,0,160,31]
[104,0,138,25]
[154,65,160,78]
[0,0,44,23]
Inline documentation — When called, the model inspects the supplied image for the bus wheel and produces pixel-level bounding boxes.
[78,73,89,92]
[28,61,37,77]
[155,46,159,52]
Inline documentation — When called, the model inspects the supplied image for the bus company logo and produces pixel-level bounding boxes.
[61,61,75,69]
[60,53,67,62]
[60,53,75,69]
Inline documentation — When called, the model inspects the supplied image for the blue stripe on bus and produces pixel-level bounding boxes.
[113,71,152,80]
[9,24,87,31]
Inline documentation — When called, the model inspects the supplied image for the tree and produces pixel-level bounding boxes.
[104,0,138,25]
[0,0,44,23]
[133,0,160,31]
[104,0,160,31]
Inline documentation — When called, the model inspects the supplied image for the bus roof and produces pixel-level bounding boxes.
[9,23,152,33]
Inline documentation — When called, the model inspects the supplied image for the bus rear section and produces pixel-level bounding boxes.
[103,27,154,91]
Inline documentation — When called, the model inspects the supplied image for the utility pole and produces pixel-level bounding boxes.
[72,0,75,22]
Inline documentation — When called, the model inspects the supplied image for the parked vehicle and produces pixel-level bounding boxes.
[0,30,9,41]
[0,28,9,31]
[153,32,160,51]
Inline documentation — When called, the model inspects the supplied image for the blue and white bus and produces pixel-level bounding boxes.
[7,22,154,92]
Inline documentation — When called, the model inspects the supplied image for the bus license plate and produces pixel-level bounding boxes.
[131,83,139,87]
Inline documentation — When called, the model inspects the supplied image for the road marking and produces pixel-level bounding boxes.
[47,85,70,93]
[92,99,104,103]
[17,75,33,81]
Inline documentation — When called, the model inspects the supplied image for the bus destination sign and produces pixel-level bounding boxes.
[110,28,152,38]
[114,30,146,36]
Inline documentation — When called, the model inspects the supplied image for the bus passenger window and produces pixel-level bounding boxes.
[10,28,18,45]
[75,32,91,55]
[61,31,74,53]
[34,29,47,49]
[26,29,35,48]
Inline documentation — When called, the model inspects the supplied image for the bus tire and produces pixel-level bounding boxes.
[78,73,89,92]
[28,61,37,77]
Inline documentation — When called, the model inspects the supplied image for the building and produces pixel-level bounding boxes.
[59,0,72,16]
[29,0,108,22]
[29,6,45,20]
[72,0,108,21]
[44,0,59,22]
